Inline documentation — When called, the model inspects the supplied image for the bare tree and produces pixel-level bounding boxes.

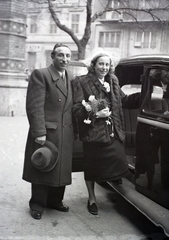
[29,0,169,60]
[92,0,169,25]
[48,0,92,60]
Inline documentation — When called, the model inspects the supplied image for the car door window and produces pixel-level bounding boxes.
[141,68,169,120]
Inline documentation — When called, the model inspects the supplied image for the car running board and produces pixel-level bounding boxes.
[107,178,169,237]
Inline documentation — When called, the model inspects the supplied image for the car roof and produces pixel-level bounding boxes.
[70,55,169,67]
[118,54,169,66]
[69,60,87,67]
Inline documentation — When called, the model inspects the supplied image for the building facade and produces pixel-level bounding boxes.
[26,0,87,71]
[0,0,166,116]
[26,0,169,72]
[91,0,169,58]
[0,0,27,116]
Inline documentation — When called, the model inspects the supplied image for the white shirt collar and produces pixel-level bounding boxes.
[58,70,65,78]
[98,77,105,84]
[161,81,167,92]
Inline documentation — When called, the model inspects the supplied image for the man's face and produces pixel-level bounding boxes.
[161,69,169,84]
[52,46,71,72]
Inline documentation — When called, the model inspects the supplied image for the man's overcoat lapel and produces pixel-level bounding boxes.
[47,64,72,110]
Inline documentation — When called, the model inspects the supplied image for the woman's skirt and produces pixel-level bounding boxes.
[83,138,129,182]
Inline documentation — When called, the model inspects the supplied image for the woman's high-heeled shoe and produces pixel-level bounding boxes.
[87,201,98,215]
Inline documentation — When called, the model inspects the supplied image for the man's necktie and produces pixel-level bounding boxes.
[61,73,67,88]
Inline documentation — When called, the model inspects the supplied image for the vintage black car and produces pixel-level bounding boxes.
[69,55,169,237]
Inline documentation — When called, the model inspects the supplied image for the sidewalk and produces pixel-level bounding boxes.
[0,116,167,240]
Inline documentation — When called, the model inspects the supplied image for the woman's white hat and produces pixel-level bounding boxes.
[82,47,120,71]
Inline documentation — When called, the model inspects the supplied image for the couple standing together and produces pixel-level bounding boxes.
[22,43,140,219]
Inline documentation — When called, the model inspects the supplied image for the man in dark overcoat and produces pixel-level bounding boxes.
[22,43,73,220]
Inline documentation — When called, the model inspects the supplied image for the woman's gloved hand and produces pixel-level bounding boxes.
[96,107,111,118]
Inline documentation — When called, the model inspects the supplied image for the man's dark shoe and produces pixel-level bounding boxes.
[47,202,69,212]
[87,201,98,215]
[30,210,42,220]
[55,204,69,212]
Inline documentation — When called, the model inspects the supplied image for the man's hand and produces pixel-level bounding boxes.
[96,107,111,118]
[35,135,46,145]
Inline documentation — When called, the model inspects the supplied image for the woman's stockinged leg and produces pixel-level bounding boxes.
[85,180,98,215]
[85,180,96,204]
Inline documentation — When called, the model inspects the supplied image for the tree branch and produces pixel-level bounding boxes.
[48,0,80,47]
[92,6,169,24]
[80,0,92,47]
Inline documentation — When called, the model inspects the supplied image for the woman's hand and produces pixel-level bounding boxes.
[35,135,46,145]
[96,107,111,118]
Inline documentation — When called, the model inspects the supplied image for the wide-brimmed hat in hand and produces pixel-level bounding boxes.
[31,140,58,172]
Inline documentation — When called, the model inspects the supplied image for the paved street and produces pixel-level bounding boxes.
[0,116,168,240]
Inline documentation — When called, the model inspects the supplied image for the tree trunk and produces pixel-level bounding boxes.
[78,46,86,60]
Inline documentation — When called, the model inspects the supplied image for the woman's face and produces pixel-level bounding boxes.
[94,56,111,79]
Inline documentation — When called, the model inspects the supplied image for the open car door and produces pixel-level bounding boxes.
[108,59,169,237]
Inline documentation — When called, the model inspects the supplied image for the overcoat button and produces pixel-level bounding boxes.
[58,98,61,102]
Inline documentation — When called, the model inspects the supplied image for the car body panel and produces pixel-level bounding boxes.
[114,54,169,236]
[108,178,169,237]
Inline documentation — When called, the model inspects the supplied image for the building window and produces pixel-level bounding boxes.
[30,16,37,33]
[46,50,52,67]
[99,12,107,19]
[139,0,159,8]
[110,0,120,8]
[111,11,123,20]
[139,0,145,8]
[50,18,57,34]
[28,52,36,72]
[134,31,156,48]
[71,14,79,33]
[99,1,123,20]
[99,32,121,48]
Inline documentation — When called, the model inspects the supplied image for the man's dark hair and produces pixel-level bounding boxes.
[51,43,71,59]
[149,69,161,78]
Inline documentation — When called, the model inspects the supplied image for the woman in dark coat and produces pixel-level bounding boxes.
[71,51,140,215]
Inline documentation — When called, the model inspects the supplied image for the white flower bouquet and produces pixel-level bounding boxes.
[82,95,110,123]
[82,95,114,137]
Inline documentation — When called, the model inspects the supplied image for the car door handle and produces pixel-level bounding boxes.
[150,126,158,137]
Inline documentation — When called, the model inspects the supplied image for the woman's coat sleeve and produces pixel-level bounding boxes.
[71,77,88,121]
